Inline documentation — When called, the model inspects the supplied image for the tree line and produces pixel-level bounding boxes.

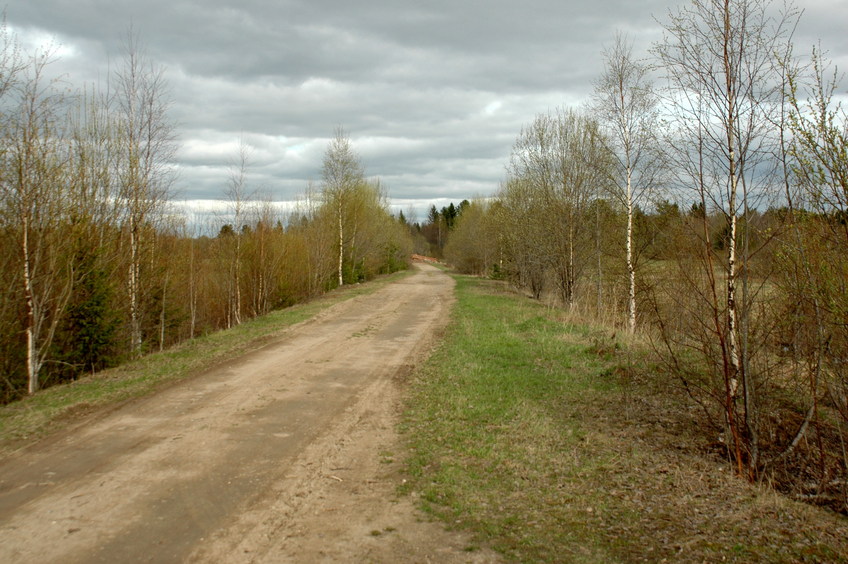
[398,200,471,259]
[444,0,848,510]
[0,27,410,403]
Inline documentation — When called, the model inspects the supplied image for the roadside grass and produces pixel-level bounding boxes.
[401,275,848,563]
[0,270,412,454]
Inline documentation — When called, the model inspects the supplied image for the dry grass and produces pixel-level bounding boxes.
[401,274,848,563]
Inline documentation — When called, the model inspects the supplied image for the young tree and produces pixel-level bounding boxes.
[321,127,366,287]
[113,30,176,355]
[496,177,552,299]
[508,108,609,308]
[553,108,610,309]
[591,33,662,333]
[245,194,285,316]
[783,48,848,498]
[654,0,798,477]
[0,19,25,397]
[344,178,409,279]
[787,49,848,219]
[1,49,74,394]
[444,200,499,276]
[49,86,126,381]
[222,138,253,327]
[293,181,336,296]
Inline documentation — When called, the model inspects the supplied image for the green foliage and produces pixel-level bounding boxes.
[342,259,366,284]
[489,262,506,280]
[690,201,706,219]
[418,200,471,258]
[0,332,26,404]
[380,241,409,275]
[320,131,412,285]
[53,253,119,379]
[499,108,612,305]
[0,118,413,401]
[443,200,499,276]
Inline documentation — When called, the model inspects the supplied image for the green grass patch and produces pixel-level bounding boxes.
[0,270,412,454]
[401,275,848,563]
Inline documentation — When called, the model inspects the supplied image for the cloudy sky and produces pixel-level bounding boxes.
[7,0,847,220]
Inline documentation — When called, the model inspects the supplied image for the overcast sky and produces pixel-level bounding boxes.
[7,0,847,220]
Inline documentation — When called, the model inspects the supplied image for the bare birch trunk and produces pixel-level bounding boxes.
[723,0,742,393]
[158,272,168,352]
[233,232,241,325]
[567,217,575,310]
[591,33,658,334]
[23,215,38,394]
[596,203,603,316]
[626,168,636,334]
[721,0,745,477]
[338,202,344,287]
[128,222,142,355]
[189,239,196,338]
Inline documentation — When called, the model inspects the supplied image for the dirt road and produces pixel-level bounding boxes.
[0,264,499,563]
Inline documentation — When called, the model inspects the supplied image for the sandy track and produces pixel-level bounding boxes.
[0,264,500,563]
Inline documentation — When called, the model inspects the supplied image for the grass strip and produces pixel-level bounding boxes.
[0,270,412,453]
[401,275,848,563]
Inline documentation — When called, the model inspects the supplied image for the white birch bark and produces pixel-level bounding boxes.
[23,216,37,394]
[626,168,636,334]
[338,202,344,287]
[723,1,742,389]
[114,31,176,355]
[590,33,660,334]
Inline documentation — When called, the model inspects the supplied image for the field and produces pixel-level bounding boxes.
[401,274,848,563]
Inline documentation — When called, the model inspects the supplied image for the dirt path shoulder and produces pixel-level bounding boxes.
[0,264,500,563]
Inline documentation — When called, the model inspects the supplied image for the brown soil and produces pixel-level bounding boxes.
[0,263,501,563]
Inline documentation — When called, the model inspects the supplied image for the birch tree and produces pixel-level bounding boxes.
[294,181,336,296]
[113,31,176,355]
[497,177,550,298]
[246,195,284,317]
[654,0,798,477]
[505,114,557,298]
[0,17,24,396]
[1,50,73,394]
[591,33,662,333]
[69,86,120,244]
[222,138,252,327]
[553,108,609,309]
[321,128,366,287]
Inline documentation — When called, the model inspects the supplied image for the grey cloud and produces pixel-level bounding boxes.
[7,0,847,208]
